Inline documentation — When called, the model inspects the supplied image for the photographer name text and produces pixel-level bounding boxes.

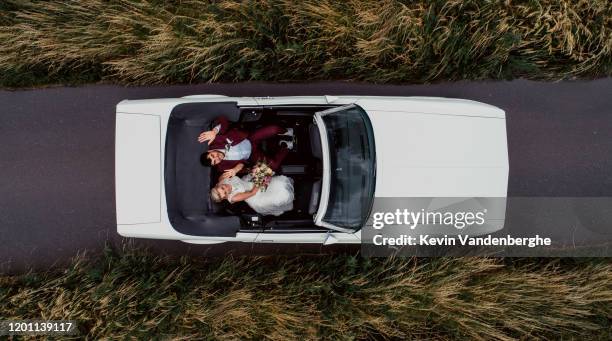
[373,234,552,248]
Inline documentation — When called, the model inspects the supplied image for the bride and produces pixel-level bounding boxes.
[210,174,294,216]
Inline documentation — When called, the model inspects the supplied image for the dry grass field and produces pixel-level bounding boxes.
[1,1,611,339]
[1,0,610,87]
[1,248,611,340]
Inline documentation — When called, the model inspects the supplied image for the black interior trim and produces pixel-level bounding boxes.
[165,102,242,237]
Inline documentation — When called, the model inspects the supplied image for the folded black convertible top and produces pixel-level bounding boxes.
[164,102,242,237]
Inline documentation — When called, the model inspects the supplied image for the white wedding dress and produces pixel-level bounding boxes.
[222,175,294,216]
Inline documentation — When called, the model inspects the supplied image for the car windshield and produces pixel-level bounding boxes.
[320,105,376,230]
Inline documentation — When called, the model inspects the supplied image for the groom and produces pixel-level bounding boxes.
[198,115,293,180]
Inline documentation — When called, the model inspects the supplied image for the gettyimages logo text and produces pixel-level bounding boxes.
[371,208,487,230]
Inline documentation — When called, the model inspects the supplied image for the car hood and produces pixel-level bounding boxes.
[361,102,509,198]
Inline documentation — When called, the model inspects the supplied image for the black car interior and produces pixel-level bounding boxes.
[165,101,335,236]
[220,105,335,230]
[165,102,243,237]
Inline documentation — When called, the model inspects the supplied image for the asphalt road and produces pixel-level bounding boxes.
[1,79,611,273]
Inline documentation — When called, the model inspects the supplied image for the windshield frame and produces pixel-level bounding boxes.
[313,104,376,233]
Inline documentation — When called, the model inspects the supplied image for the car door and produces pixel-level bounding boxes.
[254,95,340,107]
[235,97,259,108]
[253,229,360,244]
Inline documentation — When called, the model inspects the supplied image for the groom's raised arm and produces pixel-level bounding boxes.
[212,115,231,135]
[198,115,232,144]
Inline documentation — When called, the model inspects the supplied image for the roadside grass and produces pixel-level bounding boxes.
[1,247,610,340]
[0,0,610,88]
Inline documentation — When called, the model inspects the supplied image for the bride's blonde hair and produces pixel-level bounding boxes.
[210,186,224,203]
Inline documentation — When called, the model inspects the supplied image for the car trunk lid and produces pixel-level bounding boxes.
[115,113,161,224]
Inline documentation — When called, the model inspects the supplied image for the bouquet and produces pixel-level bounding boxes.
[250,160,274,192]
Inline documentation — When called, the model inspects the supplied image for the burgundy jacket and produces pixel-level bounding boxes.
[208,116,250,173]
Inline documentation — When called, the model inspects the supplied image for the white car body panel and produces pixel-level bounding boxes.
[115,96,257,242]
[364,108,508,198]
[254,231,360,243]
[356,96,504,119]
[115,95,509,244]
[181,94,228,99]
[254,96,327,106]
[115,113,161,224]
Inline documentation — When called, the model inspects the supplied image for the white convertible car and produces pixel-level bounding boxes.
[116,95,508,244]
